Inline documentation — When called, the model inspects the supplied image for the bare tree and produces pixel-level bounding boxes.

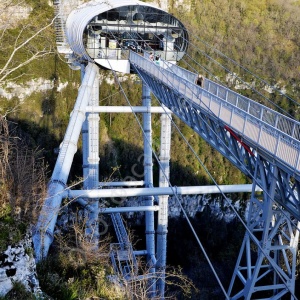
[0,114,47,224]
[0,0,56,85]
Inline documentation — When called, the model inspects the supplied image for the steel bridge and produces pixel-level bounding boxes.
[33,0,300,299]
[129,51,300,299]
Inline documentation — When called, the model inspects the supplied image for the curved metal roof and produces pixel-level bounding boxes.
[65,0,159,62]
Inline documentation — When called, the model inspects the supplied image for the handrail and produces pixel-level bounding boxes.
[204,78,300,140]
[129,51,300,174]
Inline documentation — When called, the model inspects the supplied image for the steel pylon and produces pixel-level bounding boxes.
[228,156,300,299]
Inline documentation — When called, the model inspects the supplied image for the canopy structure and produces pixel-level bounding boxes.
[65,0,188,72]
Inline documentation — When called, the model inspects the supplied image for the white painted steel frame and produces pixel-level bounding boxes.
[83,69,100,244]
[62,184,261,199]
[33,63,99,260]
[142,83,156,297]
[65,0,151,62]
[85,106,172,113]
[156,107,172,298]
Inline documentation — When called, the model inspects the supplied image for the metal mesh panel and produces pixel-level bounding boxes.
[262,109,276,126]
[237,96,248,111]
[227,91,237,106]
[249,101,261,118]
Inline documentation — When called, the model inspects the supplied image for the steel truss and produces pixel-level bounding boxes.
[33,57,300,299]
[133,68,257,179]
[132,65,300,299]
[132,65,300,221]
[228,156,300,299]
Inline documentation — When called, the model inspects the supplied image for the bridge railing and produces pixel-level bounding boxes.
[129,52,300,175]
[143,51,198,83]
[204,78,300,140]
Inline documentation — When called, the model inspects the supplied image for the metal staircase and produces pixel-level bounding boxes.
[110,213,138,279]
[111,213,130,246]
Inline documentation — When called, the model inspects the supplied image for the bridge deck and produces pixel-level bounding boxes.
[130,52,300,179]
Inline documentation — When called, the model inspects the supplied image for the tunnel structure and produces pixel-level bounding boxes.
[65,0,189,73]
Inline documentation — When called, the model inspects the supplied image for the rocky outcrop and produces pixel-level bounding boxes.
[0,3,32,30]
[0,79,68,102]
[125,194,242,222]
[0,232,42,297]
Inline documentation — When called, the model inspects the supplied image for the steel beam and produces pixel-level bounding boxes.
[63,184,261,199]
[83,68,100,244]
[131,55,300,221]
[99,206,160,213]
[227,157,300,299]
[33,63,98,260]
[99,180,144,187]
[85,106,172,113]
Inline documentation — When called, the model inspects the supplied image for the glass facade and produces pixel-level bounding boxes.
[84,5,188,62]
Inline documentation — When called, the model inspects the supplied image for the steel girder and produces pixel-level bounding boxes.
[132,65,300,299]
[136,68,256,175]
[33,63,99,260]
[132,66,300,221]
[228,157,300,299]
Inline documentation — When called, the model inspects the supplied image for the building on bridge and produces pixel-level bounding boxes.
[65,0,188,72]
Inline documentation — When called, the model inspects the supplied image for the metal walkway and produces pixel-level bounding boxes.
[129,51,300,220]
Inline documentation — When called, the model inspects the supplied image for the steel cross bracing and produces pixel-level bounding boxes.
[228,156,300,299]
[129,52,300,221]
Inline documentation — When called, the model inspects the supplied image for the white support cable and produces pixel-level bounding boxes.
[91,29,298,299]
[153,84,300,299]
[189,31,300,107]
[124,41,300,232]
[148,29,294,119]
[140,30,222,85]
[99,90,123,103]
[141,27,295,121]
[99,28,300,297]
[132,64,299,299]
[182,39,292,117]
[165,105,299,299]
[130,49,300,240]
[99,54,230,300]
[152,55,300,237]
[133,53,296,219]
[127,27,295,131]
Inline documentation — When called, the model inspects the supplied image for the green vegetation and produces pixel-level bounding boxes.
[37,253,123,300]
[1,0,300,298]
[173,0,300,118]
[0,281,37,300]
[0,115,47,252]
